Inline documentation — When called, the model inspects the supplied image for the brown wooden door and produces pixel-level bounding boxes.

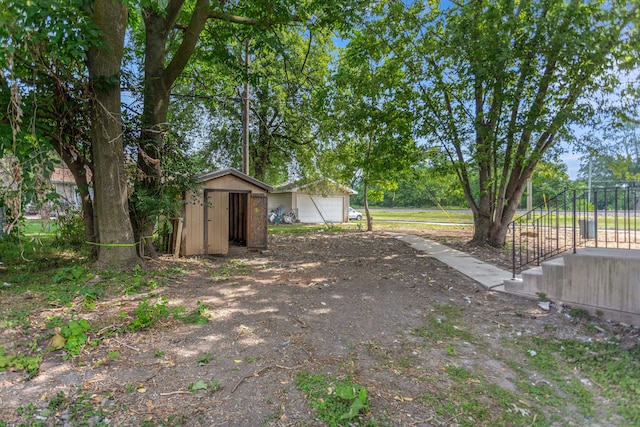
[247,194,268,250]
[206,191,229,255]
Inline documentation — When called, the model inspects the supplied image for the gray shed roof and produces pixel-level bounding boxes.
[198,168,272,192]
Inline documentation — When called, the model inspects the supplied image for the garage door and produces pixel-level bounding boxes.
[297,195,344,223]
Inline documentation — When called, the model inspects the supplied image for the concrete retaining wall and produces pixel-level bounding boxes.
[505,248,640,325]
[562,248,640,324]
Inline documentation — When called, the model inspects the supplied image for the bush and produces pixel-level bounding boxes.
[55,208,85,248]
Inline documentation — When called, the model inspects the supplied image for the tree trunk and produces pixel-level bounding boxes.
[363,180,372,231]
[50,137,97,257]
[133,1,210,257]
[472,209,492,244]
[63,157,96,257]
[487,167,532,247]
[87,0,138,269]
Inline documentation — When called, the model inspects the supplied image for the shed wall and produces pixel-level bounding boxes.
[182,175,268,257]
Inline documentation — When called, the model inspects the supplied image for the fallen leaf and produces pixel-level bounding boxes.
[137,388,146,393]
[50,333,65,349]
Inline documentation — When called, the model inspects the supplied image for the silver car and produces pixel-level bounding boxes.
[348,207,363,221]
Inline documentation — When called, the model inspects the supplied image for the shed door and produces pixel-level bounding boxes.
[207,191,229,255]
[297,195,344,223]
[247,194,268,250]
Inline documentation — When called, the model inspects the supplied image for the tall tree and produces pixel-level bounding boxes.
[372,0,638,246]
[1,0,97,250]
[130,0,365,255]
[177,24,334,184]
[321,28,422,231]
[87,0,138,268]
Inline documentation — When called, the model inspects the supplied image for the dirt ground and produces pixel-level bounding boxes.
[1,228,638,426]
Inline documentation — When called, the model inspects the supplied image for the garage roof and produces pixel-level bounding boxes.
[271,178,357,195]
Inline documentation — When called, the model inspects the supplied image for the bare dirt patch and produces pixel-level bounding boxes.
[1,230,638,426]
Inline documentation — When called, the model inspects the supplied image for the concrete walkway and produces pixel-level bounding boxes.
[394,234,513,291]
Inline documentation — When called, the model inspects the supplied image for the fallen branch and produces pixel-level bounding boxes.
[160,390,191,396]
[231,366,270,393]
[478,316,508,328]
[231,364,297,393]
[112,339,140,352]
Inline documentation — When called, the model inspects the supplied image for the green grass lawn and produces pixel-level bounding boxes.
[20,219,59,236]
[364,209,474,224]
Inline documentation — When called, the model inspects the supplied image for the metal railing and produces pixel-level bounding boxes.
[511,186,640,278]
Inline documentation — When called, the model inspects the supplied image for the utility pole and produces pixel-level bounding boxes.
[242,39,250,175]
[527,178,533,212]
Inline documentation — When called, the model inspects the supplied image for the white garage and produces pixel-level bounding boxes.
[268,179,356,224]
[297,194,345,223]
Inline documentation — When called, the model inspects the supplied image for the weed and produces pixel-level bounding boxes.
[569,307,590,319]
[517,380,561,406]
[188,379,221,392]
[295,372,370,426]
[57,318,93,357]
[154,349,164,357]
[14,390,106,425]
[516,335,640,423]
[536,292,549,301]
[418,367,546,426]
[52,265,88,285]
[412,315,472,341]
[211,259,249,282]
[79,286,103,309]
[181,300,210,325]
[122,266,159,294]
[0,308,32,329]
[197,353,213,365]
[128,296,170,331]
[445,365,475,382]
[108,351,120,360]
[0,347,41,378]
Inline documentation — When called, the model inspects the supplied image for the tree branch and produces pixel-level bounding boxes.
[209,10,301,27]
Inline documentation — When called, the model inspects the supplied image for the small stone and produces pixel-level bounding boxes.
[538,301,550,311]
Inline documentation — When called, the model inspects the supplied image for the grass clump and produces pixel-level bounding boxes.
[417,365,546,426]
[295,372,371,426]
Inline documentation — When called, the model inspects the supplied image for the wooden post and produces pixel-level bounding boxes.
[173,218,183,258]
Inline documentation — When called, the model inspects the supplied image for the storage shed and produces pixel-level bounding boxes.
[179,168,271,256]
[269,178,356,224]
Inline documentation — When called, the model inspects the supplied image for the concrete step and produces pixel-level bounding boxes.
[539,257,564,297]
[519,266,543,295]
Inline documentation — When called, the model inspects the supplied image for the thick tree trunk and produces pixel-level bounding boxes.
[472,210,492,244]
[133,1,210,257]
[87,0,138,269]
[487,168,532,247]
[135,84,169,258]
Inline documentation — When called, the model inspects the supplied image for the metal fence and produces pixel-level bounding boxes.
[510,186,640,278]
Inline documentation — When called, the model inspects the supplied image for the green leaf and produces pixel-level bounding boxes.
[189,380,209,392]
